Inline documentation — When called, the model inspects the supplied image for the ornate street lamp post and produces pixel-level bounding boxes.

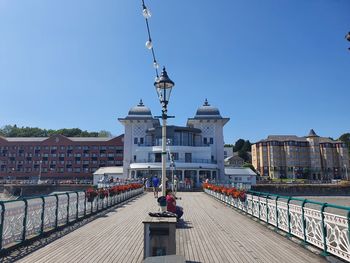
[154,67,175,199]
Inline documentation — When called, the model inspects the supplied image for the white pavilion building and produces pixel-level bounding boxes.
[118,99,229,188]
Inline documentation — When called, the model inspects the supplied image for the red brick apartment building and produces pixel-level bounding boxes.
[0,134,124,181]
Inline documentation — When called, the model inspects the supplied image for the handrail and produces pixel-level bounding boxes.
[205,187,350,262]
[0,184,144,254]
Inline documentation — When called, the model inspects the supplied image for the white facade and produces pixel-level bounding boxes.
[118,99,229,188]
[224,146,234,159]
[92,167,125,186]
[224,167,257,189]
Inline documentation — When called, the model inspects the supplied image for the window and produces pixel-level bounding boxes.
[185,153,192,163]
[210,138,214,144]
[140,138,144,144]
[172,153,179,160]
[133,155,136,162]
[134,138,138,144]
[203,138,207,145]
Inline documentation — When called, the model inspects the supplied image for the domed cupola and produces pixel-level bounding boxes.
[126,99,153,119]
[194,99,222,119]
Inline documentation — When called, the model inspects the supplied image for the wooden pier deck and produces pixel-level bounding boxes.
[15,192,325,263]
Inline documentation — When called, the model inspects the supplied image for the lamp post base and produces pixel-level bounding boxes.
[157,196,167,212]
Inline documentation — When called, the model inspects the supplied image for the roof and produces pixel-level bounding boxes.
[126,100,153,119]
[255,134,342,144]
[224,167,257,176]
[93,167,124,175]
[308,129,318,137]
[194,99,222,119]
[2,136,120,143]
[224,155,244,162]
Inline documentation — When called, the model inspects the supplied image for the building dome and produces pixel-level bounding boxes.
[194,99,222,118]
[127,100,153,118]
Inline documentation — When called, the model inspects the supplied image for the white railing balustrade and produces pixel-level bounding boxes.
[0,186,144,252]
[205,188,350,262]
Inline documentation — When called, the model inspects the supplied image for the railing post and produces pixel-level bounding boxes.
[0,202,5,250]
[75,192,79,221]
[347,210,350,256]
[84,192,87,217]
[40,196,45,234]
[320,203,329,256]
[22,199,28,242]
[258,193,261,220]
[286,197,291,237]
[301,199,307,245]
[55,194,59,229]
[266,194,269,224]
[275,196,279,230]
[66,193,70,224]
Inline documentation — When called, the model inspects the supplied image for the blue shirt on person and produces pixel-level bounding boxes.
[152,177,159,187]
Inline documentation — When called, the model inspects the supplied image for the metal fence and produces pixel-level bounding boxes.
[204,189,350,262]
[0,187,144,252]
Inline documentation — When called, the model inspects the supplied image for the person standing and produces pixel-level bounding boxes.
[152,175,160,198]
[173,176,178,195]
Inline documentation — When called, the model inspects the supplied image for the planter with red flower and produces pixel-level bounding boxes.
[98,189,109,199]
[86,188,98,202]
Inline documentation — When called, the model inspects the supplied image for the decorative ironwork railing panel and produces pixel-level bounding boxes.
[304,207,323,249]
[277,201,289,232]
[44,196,57,230]
[259,199,268,222]
[205,188,350,262]
[289,204,303,239]
[2,202,25,247]
[324,212,350,261]
[25,199,43,238]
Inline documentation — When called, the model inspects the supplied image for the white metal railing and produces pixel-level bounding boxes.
[0,186,144,251]
[204,189,350,262]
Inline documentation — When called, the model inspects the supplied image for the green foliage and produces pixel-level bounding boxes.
[98,130,112,137]
[338,133,350,154]
[241,140,251,152]
[238,150,250,162]
[0,125,112,138]
[233,139,245,152]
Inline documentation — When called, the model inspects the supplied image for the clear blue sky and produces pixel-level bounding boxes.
[0,0,349,143]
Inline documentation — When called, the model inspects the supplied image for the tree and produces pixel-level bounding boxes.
[241,140,251,152]
[0,125,102,137]
[238,150,250,162]
[233,139,245,152]
[338,133,350,154]
[98,130,112,137]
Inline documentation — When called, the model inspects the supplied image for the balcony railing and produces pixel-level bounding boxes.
[131,158,217,164]
[136,143,212,147]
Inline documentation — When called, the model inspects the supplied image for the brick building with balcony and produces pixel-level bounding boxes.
[0,134,124,182]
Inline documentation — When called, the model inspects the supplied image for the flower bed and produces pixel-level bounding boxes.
[202,183,247,202]
[85,183,143,202]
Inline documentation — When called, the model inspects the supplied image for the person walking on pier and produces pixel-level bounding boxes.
[152,175,159,198]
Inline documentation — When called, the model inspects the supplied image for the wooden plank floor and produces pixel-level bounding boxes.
[16,192,326,263]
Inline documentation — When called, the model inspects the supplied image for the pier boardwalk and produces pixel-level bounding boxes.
[13,192,325,263]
